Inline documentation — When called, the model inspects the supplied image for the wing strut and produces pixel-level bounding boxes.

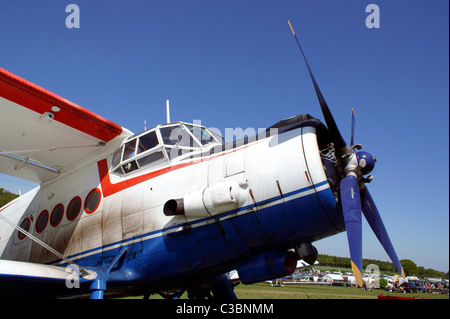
[0,214,91,278]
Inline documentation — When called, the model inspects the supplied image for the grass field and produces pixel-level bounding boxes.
[232,282,449,299]
[141,282,448,299]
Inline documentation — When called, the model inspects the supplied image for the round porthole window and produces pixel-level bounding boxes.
[18,218,31,240]
[36,210,49,233]
[50,204,64,227]
[67,196,82,221]
[85,188,101,214]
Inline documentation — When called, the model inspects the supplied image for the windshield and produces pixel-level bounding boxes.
[137,130,159,153]
[111,128,165,175]
[111,122,222,176]
[185,124,218,146]
[159,124,201,148]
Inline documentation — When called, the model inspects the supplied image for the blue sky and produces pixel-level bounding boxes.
[1,1,448,272]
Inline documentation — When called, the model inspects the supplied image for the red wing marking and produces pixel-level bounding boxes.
[0,68,122,142]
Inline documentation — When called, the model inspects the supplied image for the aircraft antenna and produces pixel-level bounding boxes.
[166,99,171,123]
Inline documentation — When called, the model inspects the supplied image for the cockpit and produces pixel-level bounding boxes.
[110,122,224,176]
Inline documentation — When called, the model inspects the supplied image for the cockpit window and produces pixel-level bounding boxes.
[159,125,201,148]
[165,147,184,160]
[186,125,217,146]
[111,122,222,176]
[210,130,225,144]
[137,130,158,154]
[122,160,138,174]
[123,139,137,160]
[137,151,165,167]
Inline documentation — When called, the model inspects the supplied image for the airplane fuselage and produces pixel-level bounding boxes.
[0,117,344,297]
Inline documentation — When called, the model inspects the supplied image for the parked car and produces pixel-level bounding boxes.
[399,282,422,293]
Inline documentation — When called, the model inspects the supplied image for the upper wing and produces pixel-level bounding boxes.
[0,68,132,183]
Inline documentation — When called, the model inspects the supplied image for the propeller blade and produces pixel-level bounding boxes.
[340,175,364,287]
[288,20,348,153]
[350,108,356,146]
[360,186,405,278]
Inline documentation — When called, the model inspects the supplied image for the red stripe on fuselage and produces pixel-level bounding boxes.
[98,159,195,197]
[98,146,248,197]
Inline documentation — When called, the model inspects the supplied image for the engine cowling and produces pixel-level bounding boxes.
[236,250,297,285]
[294,243,318,265]
[163,181,249,219]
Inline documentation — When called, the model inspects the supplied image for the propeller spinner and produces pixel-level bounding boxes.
[288,20,404,286]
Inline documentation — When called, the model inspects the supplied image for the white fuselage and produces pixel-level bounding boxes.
[0,125,343,289]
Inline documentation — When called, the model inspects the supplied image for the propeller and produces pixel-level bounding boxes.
[350,108,356,147]
[361,187,406,279]
[288,20,405,286]
[340,175,363,287]
[288,20,348,158]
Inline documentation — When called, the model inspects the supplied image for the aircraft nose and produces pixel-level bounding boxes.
[356,151,376,175]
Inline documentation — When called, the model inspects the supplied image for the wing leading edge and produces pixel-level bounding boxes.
[0,68,132,183]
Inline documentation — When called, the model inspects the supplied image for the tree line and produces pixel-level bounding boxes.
[0,188,19,208]
[317,254,449,279]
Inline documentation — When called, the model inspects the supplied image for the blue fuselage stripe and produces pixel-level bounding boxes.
[48,180,330,265]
